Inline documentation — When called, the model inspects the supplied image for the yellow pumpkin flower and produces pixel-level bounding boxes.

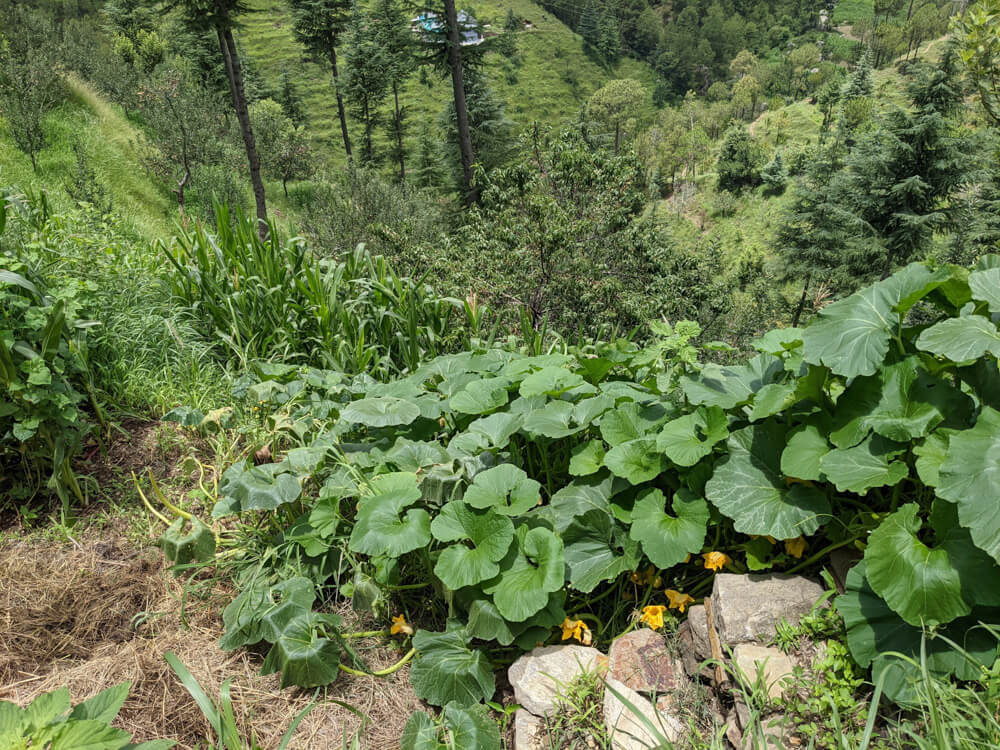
[639,604,668,630]
[750,534,777,544]
[702,551,731,572]
[785,536,807,559]
[390,614,413,636]
[560,617,591,645]
[665,589,695,613]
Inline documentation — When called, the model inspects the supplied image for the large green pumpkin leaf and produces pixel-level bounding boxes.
[483,526,564,622]
[705,422,830,538]
[864,504,969,627]
[545,473,618,533]
[837,562,1000,702]
[599,402,669,446]
[916,315,1000,362]
[679,354,783,409]
[819,436,909,494]
[569,440,606,476]
[158,517,216,569]
[261,613,343,688]
[931,500,1000,608]
[449,377,511,415]
[937,407,1000,564]
[349,472,431,557]
[829,357,970,448]
[400,712,439,750]
[449,413,523,456]
[801,264,951,378]
[341,396,421,427]
[382,438,450,472]
[780,424,829,481]
[629,488,709,569]
[519,366,591,397]
[969,262,1000,313]
[432,502,514,590]
[603,438,665,485]
[913,430,951,487]
[463,464,541,516]
[400,703,501,750]
[410,623,495,707]
[564,510,641,593]
[656,406,728,467]
[216,460,301,516]
[521,399,587,438]
[439,702,502,750]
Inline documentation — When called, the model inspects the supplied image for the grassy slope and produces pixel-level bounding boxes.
[0,75,174,239]
[237,0,658,170]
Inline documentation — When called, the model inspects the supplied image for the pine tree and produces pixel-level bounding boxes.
[287,0,354,161]
[842,47,874,101]
[276,70,305,125]
[716,124,764,192]
[838,52,970,277]
[760,150,787,195]
[343,1,388,164]
[369,0,414,181]
[595,11,621,63]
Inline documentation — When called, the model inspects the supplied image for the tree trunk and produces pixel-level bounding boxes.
[394,82,405,182]
[443,0,478,206]
[614,120,620,155]
[792,273,811,327]
[329,49,353,162]
[219,27,268,240]
[906,0,915,20]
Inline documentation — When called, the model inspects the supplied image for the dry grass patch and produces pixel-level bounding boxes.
[0,536,422,749]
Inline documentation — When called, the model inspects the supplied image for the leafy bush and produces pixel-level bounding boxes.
[164,206,466,377]
[0,191,98,512]
[166,257,1000,709]
[0,681,173,750]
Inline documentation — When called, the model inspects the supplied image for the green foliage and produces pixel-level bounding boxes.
[0,9,66,172]
[0,194,97,513]
[0,682,174,750]
[172,254,1000,705]
[400,701,501,750]
[163,206,462,376]
[716,124,765,193]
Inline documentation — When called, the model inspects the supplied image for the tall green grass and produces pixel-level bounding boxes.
[163,205,466,376]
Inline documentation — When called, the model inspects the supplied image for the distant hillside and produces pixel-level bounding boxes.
[0,74,173,239]
[237,0,658,170]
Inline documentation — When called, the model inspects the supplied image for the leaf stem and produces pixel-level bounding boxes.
[338,647,415,677]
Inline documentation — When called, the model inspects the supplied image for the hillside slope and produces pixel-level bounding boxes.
[0,75,174,239]
[237,0,658,169]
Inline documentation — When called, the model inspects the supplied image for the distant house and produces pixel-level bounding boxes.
[411,10,484,45]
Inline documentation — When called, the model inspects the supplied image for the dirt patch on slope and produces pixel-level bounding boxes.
[0,537,422,749]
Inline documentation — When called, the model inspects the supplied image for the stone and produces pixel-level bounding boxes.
[603,677,683,749]
[608,629,687,695]
[513,709,546,750]
[508,645,607,717]
[687,604,712,658]
[732,644,796,700]
[711,574,825,645]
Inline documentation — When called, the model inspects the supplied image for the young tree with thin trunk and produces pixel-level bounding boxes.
[587,79,647,155]
[165,0,269,238]
[287,0,353,161]
[369,0,414,181]
[343,2,388,164]
[0,11,64,173]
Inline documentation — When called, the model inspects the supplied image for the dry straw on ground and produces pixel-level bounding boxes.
[0,537,422,749]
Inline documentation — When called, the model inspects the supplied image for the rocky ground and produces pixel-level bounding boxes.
[508,574,828,749]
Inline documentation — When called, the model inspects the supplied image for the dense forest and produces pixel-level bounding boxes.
[4,0,1000,747]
